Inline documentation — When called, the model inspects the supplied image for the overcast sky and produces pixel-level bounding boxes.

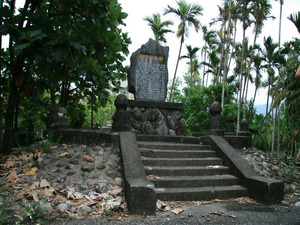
[3,0,300,105]
[118,0,300,105]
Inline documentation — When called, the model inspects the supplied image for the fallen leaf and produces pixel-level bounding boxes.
[60,152,69,157]
[147,175,160,179]
[4,160,16,169]
[156,200,169,212]
[109,188,122,196]
[23,165,38,176]
[74,192,84,200]
[8,155,18,161]
[34,150,44,159]
[15,192,25,200]
[43,188,55,197]
[83,155,95,163]
[6,169,17,184]
[30,191,40,202]
[171,208,184,215]
[17,154,28,161]
[40,179,50,188]
[56,196,67,203]
[30,182,40,190]
[50,145,59,150]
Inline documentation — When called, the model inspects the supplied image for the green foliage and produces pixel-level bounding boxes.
[282,162,300,183]
[0,0,130,152]
[15,95,50,146]
[85,94,116,128]
[144,13,173,43]
[66,100,86,129]
[250,114,271,152]
[0,202,8,224]
[15,200,45,225]
[181,83,237,135]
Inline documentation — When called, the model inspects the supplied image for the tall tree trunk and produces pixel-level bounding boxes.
[169,35,184,102]
[266,73,271,116]
[202,46,207,87]
[14,90,20,131]
[0,0,3,136]
[271,106,277,156]
[276,0,283,157]
[1,79,18,153]
[222,0,232,109]
[91,90,94,129]
[190,59,193,87]
[250,72,259,119]
[243,29,259,119]
[227,19,237,76]
[237,30,246,132]
[59,80,70,107]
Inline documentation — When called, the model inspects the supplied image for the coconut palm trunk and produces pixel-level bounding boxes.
[221,0,232,109]
[169,35,184,102]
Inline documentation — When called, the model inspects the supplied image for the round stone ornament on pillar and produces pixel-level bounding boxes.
[111,94,131,132]
[238,119,251,137]
[209,101,224,136]
[225,113,235,135]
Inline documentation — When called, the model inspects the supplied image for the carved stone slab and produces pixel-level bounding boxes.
[127,39,169,102]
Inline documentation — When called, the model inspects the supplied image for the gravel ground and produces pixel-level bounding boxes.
[0,143,299,224]
[46,200,300,225]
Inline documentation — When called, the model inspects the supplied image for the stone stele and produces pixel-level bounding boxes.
[127,38,169,102]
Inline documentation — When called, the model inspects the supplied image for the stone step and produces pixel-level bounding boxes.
[142,158,223,167]
[140,149,217,158]
[149,175,240,188]
[138,142,210,150]
[145,165,230,176]
[155,185,248,201]
[136,135,201,144]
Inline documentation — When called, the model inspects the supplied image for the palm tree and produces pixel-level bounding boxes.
[288,11,300,34]
[164,0,203,102]
[243,0,273,118]
[180,45,200,87]
[201,49,220,85]
[250,53,264,117]
[261,36,280,117]
[201,26,218,87]
[144,13,174,44]
[275,0,284,45]
[274,0,284,156]
[236,0,254,133]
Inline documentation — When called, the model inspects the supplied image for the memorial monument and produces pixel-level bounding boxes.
[128,38,169,102]
[112,39,187,135]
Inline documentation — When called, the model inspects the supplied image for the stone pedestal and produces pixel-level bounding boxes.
[225,113,235,135]
[209,101,224,136]
[111,95,131,132]
[192,123,201,137]
[112,95,187,136]
[50,103,69,129]
[238,119,251,137]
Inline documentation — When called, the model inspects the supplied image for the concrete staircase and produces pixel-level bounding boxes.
[137,136,248,201]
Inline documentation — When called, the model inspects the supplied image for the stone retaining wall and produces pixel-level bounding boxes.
[111,95,187,136]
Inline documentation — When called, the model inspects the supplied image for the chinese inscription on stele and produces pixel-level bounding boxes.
[127,38,169,102]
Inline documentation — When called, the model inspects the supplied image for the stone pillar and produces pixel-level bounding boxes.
[225,114,235,135]
[238,119,251,137]
[50,103,69,129]
[111,94,131,132]
[193,123,201,137]
[209,101,224,136]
